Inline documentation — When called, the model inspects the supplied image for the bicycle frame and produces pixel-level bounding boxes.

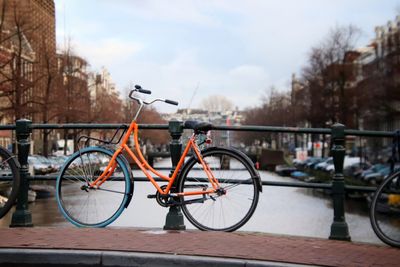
[88,120,220,197]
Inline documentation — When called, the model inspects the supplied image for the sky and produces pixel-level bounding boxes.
[55,0,399,113]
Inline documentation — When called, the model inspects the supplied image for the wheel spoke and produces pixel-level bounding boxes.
[179,148,259,231]
[0,148,20,219]
[56,148,131,227]
[370,171,400,247]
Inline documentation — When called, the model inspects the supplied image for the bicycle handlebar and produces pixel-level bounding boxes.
[128,90,135,99]
[129,84,179,107]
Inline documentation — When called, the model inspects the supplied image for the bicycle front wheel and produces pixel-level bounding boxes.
[178,147,260,231]
[0,147,20,219]
[370,170,400,247]
[56,147,132,227]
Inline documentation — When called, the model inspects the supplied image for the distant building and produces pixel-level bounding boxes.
[163,108,243,126]
[290,15,400,159]
[162,107,244,147]
[88,67,117,104]
[290,73,309,128]
[368,17,400,131]
[56,53,90,123]
[341,16,400,132]
[291,15,400,132]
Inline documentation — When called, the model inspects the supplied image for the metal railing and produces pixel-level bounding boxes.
[1,119,394,241]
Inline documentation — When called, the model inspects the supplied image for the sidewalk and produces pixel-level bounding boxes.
[0,227,398,266]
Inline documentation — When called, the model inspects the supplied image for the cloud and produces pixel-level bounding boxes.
[228,65,268,82]
[112,49,270,113]
[74,38,143,70]
[54,0,399,113]
[112,0,225,28]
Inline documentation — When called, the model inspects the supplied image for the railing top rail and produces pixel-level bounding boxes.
[213,125,331,134]
[0,125,15,130]
[0,121,395,137]
[344,129,393,138]
[213,125,393,137]
[30,123,168,130]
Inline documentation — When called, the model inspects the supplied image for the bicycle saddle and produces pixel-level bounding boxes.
[184,120,213,133]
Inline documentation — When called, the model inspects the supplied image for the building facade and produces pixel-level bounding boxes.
[0,0,56,149]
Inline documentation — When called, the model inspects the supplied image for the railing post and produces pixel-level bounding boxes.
[329,123,350,241]
[163,120,186,230]
[10,119,33,227]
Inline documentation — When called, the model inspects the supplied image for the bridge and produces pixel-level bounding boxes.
[0,227,399,266]
[0,119,398,266]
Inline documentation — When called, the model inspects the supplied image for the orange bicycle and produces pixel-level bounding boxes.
[56,85,262,231]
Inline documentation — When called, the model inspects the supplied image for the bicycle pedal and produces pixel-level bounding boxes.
[147,194,157,199]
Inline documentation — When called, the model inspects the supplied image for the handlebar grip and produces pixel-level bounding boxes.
[165,99,179,106]
[134,85,151,94]
[138,88,151,94]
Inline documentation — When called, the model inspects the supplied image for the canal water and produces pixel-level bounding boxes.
[0,159,383,245]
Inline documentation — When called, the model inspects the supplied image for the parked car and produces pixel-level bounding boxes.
[306,157,327,170]
[48,156,68,172]
[359,163,386,180]
[363,164,400,185]
[0,162,12,177]
[291,170,309,180]
[28,156,51,175]
[343,161,371,178]
[295,157,319,169]
[325,157,361,173]
[275,165,297,176]
[363,166,391,185]
[35,155,59,173]
[315,158,333,171]
[293,158,308,168]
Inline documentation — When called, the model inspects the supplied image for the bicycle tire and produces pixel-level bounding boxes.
[370,170,400,247]
[178,147,260,231]
[0,146,20,219]
[56,147,133,227]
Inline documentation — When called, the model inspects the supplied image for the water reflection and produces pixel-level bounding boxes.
[0,159,385,245]
[300,187,370,217]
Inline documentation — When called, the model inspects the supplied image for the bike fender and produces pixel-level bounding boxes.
[1,149,21,169]
[82,146,134,209]
[12,155,21,169]
[117,154,134,208]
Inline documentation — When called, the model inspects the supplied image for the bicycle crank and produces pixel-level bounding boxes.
[147,185,171,207]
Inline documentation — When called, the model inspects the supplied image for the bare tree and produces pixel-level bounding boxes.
[137,106,169,145]
[37,36,58,156]
[92,89,123,123]
[238,87,292,145]
[0,1,39,122]
[300,25,361,127]
[56,42,91,153]
[200,95,233,112]
[362,27,400,130]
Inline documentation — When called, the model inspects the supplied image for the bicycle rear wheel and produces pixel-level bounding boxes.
[178,147,260,231]
[0,147,20,219]
[370,170,400,247]
[56,147,132,227]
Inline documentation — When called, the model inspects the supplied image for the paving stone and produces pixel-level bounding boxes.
[0,227,398,266]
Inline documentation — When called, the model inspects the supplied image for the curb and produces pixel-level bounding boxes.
[0,248,314,267]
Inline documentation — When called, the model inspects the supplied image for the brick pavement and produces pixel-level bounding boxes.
[0,227,398,267]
